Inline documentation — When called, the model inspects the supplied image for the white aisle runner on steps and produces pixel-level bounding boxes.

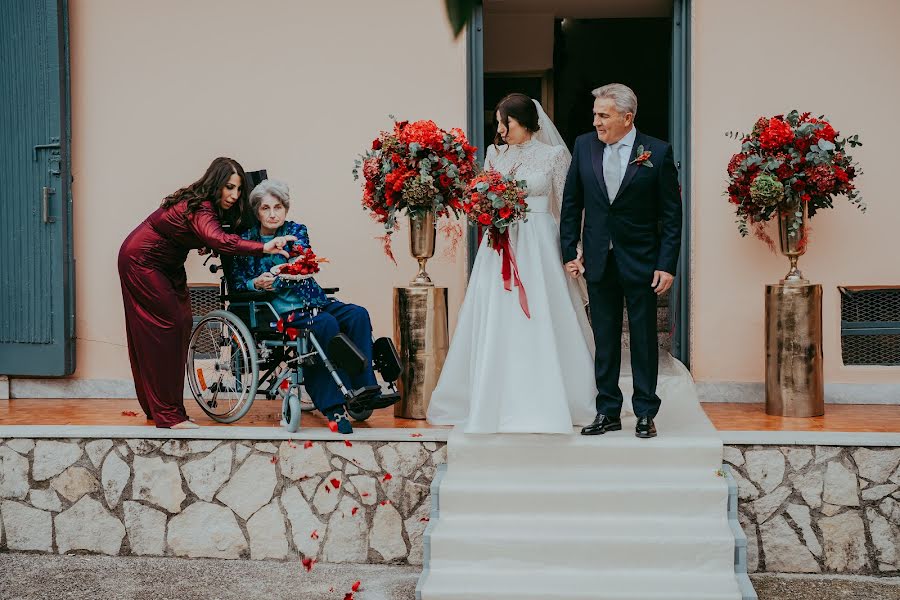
[417,353,747,600]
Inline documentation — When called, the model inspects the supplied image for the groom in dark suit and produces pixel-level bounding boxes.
[560,83,682,439]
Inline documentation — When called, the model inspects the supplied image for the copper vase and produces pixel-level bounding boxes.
[409,212,436,286]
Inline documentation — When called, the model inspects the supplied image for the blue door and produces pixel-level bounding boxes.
[0,0,75,375]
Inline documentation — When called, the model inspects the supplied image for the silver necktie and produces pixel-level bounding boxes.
[605,142,621,201]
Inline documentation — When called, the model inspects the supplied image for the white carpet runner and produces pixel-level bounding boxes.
[417,355,748,600]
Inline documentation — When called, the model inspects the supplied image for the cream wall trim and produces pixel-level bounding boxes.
[696,382,900,405]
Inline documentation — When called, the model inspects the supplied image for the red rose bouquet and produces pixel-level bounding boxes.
[726,110,863,246]
[353,118,477,261]
[463,169,531,317]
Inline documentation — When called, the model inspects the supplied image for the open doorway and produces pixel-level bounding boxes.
[470,0,691,365]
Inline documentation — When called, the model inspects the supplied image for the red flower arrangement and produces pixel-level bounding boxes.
[463,170,531,317]
[276,246,327,278]
[725,110,864,244]
[353,117,477,260]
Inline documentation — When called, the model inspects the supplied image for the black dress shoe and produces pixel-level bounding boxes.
[635,416,657,439]
[581,413,622,436]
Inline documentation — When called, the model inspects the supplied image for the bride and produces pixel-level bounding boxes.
[427,93,615,434]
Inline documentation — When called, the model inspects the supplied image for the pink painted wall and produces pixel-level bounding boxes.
[691,0,900,385]
[68,0,469,382]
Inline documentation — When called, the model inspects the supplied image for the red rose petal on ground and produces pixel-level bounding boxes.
[310,529,318,540]
[351,507,358,516]
[304,441,314,449]
[380,500,390,506]
[420,517,430,522]
[121,411,139,417]
[287,441,297,448]
[344,594,354,600]
[301,557,315,572]
[344,440,353,447]
[270,455,279,464]
[328,421,338,432]
[382,473,393,482]
[325,485,331,493]
[361,492,370,497]
[352,581,361,592]
[410,432,423,437]
[330,478,341,489]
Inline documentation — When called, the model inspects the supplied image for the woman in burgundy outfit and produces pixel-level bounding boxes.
[118,157,295,429]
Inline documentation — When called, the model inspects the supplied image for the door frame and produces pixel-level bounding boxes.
[465,1,693,367]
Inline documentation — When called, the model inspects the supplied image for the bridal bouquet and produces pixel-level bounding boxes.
[464,170,531,318]
[726,110,863,244]
[353,118,477,256]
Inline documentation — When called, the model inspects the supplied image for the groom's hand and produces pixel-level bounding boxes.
[652,270,674,295]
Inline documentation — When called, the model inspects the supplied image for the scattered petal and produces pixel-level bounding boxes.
[410,433,423,438]
[287,441,297,449]
[301,556,315,572]
[352,581,362,592]
[420,517,430,522]
[361,492,370,498]
[121,410,139,417]
[310,529,319,540]
[325,485,332,494]
[344,594,354,600]
[380,500,390,506]
[344,440,353,447]
[328,421,338,433]
[270,455,279,464]
[351,507,359,516]
[382,473,393,482]
[304,441,314,449]
[330,478,342,489]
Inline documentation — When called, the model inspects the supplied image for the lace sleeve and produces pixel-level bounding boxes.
[484,144,499,171]
[549,145,571,223]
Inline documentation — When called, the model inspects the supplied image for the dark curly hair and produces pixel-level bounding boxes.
[161,157,250,229]
[493,93,541,149]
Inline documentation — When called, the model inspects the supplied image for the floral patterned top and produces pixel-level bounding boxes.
[227,221,329,314]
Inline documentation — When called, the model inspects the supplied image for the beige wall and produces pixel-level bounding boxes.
[483,12,553,73]
[69,0,469,382]
[691,0,900,384]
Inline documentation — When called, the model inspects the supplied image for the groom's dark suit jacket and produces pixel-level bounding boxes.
[560,130,682,287]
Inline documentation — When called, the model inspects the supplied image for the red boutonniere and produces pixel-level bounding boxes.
[630,145,653,168]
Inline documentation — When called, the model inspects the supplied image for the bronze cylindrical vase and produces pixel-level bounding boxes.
[765,282,824,417]
[777,201,809,284]
[393,285,449,419]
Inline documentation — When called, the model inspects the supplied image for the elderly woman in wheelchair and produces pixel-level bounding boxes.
[186,178,400,434]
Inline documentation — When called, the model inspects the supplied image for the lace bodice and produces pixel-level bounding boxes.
[484,139,570,219]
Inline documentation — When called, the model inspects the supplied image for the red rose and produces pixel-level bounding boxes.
[439,174,451,188]
[499,207,512,219]
[478,213,492,226]
[759,118,794,150]
[372,138,382,150]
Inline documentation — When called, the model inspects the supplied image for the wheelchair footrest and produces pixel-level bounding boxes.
[346,385,397,412]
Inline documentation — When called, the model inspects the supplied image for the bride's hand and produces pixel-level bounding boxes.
[263,235,298,258]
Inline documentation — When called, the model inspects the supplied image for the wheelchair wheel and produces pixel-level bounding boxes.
[347,405,373,421]
[187,310,259,423]
[282,394,302,433]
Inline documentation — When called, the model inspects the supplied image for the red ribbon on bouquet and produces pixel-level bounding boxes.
[490,229,530,319]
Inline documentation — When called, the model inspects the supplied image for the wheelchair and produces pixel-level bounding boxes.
[184,253,402,433]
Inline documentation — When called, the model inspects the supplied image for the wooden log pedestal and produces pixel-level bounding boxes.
[765,282,824,417]
[392,286,449,419]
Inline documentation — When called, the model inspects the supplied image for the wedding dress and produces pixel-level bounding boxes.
[427,106,611,433]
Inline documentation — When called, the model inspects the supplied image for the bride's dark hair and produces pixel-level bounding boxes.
[493,93,541,149]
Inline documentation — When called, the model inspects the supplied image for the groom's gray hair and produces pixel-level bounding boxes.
[249,179,291,213]
[592,83,638,118]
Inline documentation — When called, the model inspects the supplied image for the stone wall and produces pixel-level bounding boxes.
[726,445,900,575]
[0,438,445,564]
[2,438,898,576]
